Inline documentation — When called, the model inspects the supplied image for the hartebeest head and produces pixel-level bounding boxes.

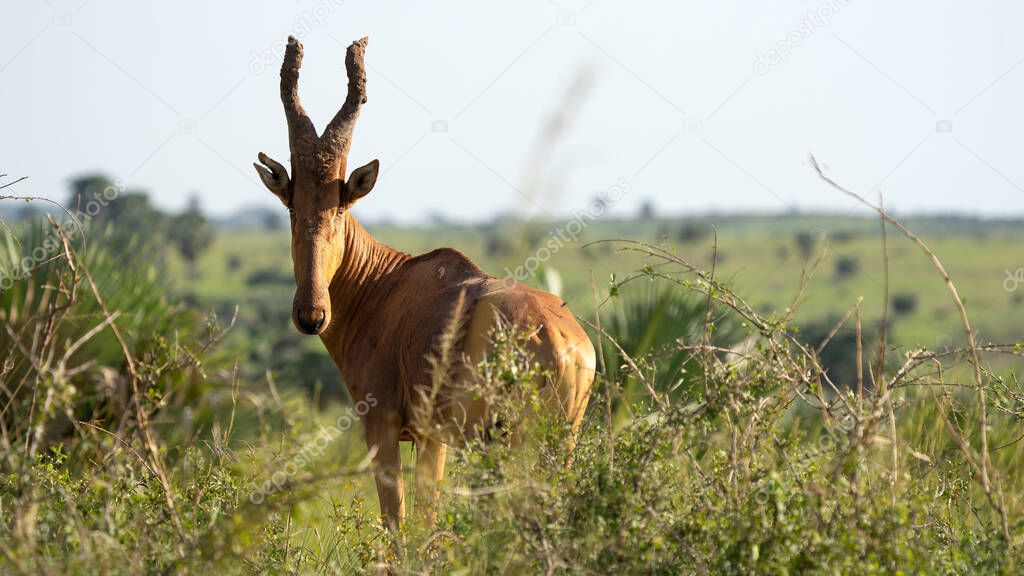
[254,36,379,335]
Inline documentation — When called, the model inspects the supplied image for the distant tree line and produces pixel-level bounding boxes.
[66,174,212,275]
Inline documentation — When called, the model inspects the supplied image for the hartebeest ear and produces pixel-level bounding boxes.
[345,159,379,204]
[254,152,291,206]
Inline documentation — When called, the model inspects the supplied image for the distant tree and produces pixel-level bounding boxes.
[834,255,860,281]
[101,192,165,233]
[891,293,918,317]
[247,267,294,286]
[485,233,514,257]
[639,199,655,220]
[794,231,815,260]
[67,174,116,212]
[67,173,167,259]
[677,222,712,244]
[796,317,875,390]
[169,196,213,276]
[427,211,449,226]
[261,209,284,231]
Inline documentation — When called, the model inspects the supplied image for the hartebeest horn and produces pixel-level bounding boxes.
[321,37,369,174]
[280,36,317,157]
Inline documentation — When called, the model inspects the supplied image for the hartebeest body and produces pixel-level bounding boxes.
[254,36,595,529]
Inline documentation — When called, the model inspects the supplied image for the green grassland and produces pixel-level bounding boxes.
[185,213,1024,356]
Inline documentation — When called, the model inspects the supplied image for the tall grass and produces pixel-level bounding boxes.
[0,196,1022,574]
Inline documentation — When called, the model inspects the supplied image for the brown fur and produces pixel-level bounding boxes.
[254,36,595,530]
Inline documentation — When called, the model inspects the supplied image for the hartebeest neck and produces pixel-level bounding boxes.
[322,211,409,355]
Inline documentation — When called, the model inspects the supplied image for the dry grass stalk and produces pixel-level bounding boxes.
[810,154,1009,539]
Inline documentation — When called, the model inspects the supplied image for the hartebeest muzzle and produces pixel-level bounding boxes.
[292,254,331,332]
[293,301,327,335]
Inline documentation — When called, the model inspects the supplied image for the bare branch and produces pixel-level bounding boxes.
[0,176,28,191]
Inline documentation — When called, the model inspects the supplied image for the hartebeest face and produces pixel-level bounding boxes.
[253,36,378,335]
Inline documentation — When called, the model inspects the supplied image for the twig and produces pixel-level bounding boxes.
[0,176,28,190]
[856,303,864,405]
[578,317,663,409]
[77,258,185,537]
[876,195,890,383]
[589,270,614,470]
[810,155,1008,540]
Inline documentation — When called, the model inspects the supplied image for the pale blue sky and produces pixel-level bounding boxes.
[3,1,1024,223]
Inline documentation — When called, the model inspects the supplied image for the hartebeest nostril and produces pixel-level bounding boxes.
[296,307,326,334]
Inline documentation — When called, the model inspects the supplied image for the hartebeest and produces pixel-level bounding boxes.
[253,36,595,529]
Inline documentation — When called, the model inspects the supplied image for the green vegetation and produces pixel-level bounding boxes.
[1,187,1023,573]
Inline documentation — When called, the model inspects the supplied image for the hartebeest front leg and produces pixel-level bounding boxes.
[414,436,447,525]
[364,414,404,531]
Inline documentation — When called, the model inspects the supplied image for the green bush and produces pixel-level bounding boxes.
[0,222,205,448]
